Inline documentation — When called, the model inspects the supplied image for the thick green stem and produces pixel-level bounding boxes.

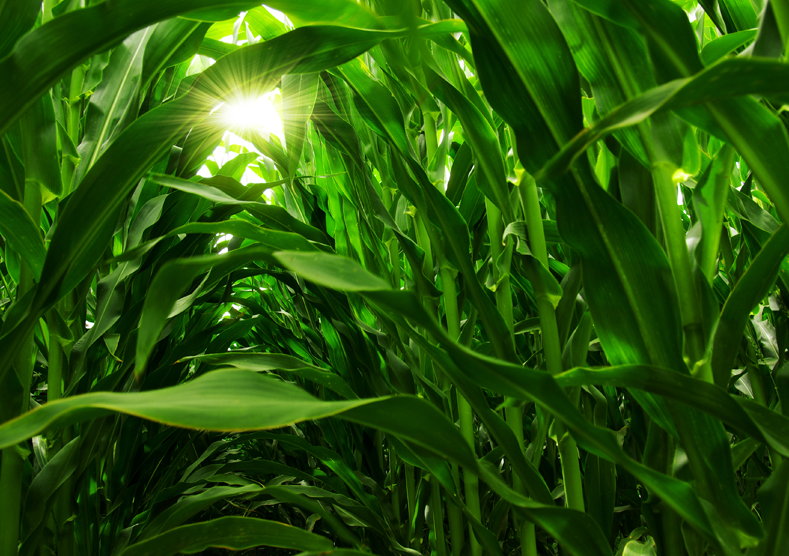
[382,188,402,290]
[47,308,67,539]
[485,200,514,341]
[17,183,40,399]
[639,131,708,378]
[440,263,477,556]
[458,400,482,555]
[414,99,437,278]
[431,476,447,556]
[486,198,538,554]
[47,310,64,408]
[390,240,401,289]
[553,394,585,514]
[390,452,400,528]
[48,348,63,407]
[521,523,537,556]
[439,264,465,556]
[0,181,42,555]
[414,210,438,378]
[518,173,585,517]
[405,463,417,549]
[519,176,563,374]
[440,267,460,341]
[10,349,34,424]
[414,212,434,279]
[424,112,438,169]
[61,66,85,195]
[644,421,686,555]
[653,164,706,367]
[454,322,482,556]
[519,174,548,265]
[446,482,464,556]
[595,13,706,375]
[0,449,25,555]
[507,406,537,556]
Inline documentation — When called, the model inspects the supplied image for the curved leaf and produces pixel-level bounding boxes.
[0,0,264,135]
[181,352,358,399]
[122,516,332,555]
[553,364,789,457]
[0,24,395,386]
[0,189,45,282]
[537,59,789,181]
[270,249,722,544]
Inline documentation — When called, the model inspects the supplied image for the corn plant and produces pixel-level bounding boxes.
[2,0,789,555]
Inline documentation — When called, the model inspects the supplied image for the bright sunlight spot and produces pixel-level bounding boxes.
[216,233,233,255]
[219,92,283,141]
[458,59,474,79]
[186,55,214,76]
[197,91,284,202]
[672,168,691,183]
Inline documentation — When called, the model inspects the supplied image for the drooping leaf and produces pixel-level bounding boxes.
[121,516,332,556]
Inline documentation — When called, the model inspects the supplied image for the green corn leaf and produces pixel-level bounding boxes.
[5,2,789,554]
[553,365,789,458]
[0,370,468,465]
[270,249,715,541]
[0,24,393,386]
[181,352,358,399]
[19,438,80,555]
[135,246,284,377]
[712,226,789,387]
[148,173,255,204]
[537,58,789,181]
[141,19,210,90]
[0,0,267,136]
[700,29,757,65]
[692,145,737,283]
[282,73,320,179]
[0,189,45,282]
[445,0,581,173]
[618,0,789,230]
[423,65,511,220]
[0,0,38,60]
[74,26,155,186]
[121,516,333,556]
[749,461,789,556]
[139,484,264,540]
[20,92,62,198]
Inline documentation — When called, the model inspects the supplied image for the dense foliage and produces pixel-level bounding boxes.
[2,0,789,555]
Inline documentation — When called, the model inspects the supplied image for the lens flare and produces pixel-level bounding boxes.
[219,93,283,140]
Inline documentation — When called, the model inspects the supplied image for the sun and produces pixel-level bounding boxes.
[218,92,283,141]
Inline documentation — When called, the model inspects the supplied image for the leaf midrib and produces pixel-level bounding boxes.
[87,26,153,170]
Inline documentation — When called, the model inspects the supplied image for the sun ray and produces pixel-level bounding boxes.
[217,92,283,142]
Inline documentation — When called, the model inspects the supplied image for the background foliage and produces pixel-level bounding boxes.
[1,0,789,555]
